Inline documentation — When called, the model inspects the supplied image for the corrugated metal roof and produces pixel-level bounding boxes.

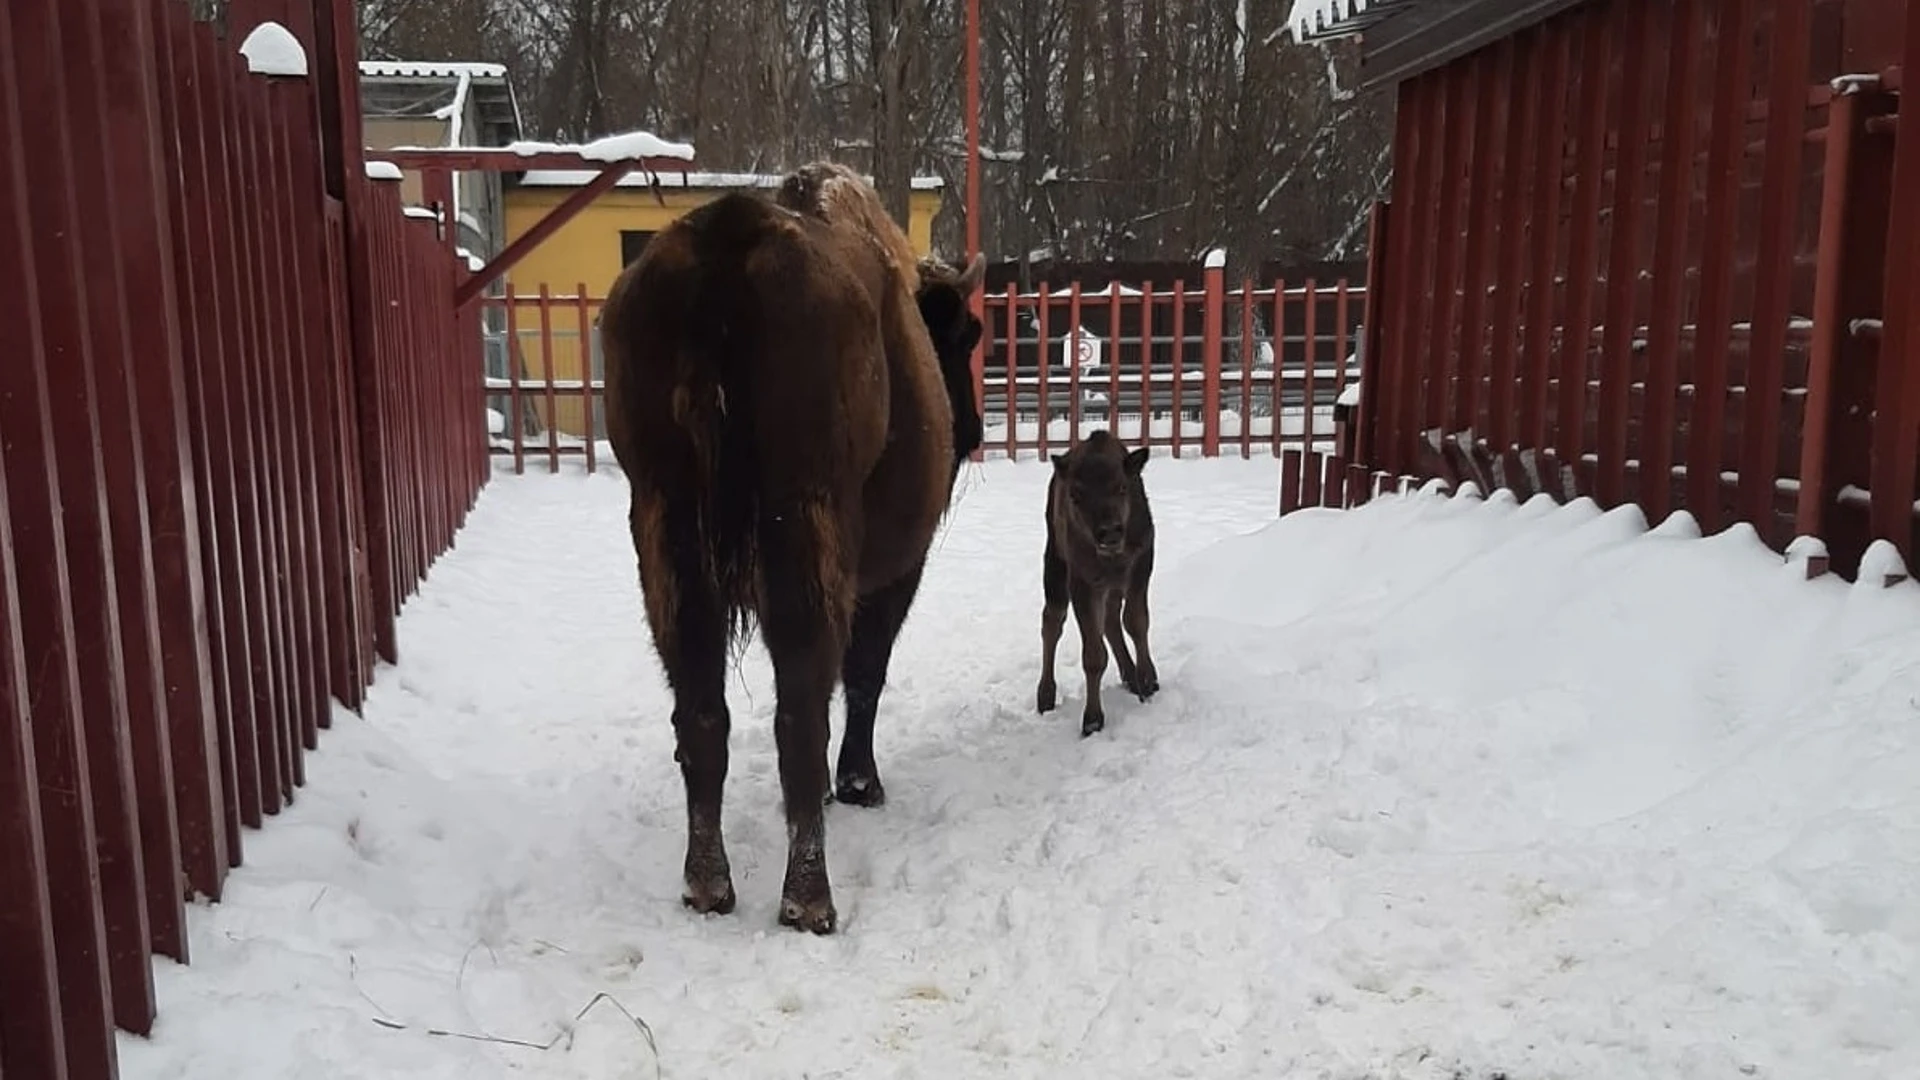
[359,60,509,81]
[1285,0,1420,40]
[517,170,943,191]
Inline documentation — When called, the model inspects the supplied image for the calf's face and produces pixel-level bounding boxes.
[1053,439,1149,555]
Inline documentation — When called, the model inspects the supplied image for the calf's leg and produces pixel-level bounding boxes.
[634,492,735,915]
[1036,539,1069,713]
[1123,551,1158,699]
[835,558,927,807]
[1102,590,1140,693]
[1071,583,1110,736]
[759,502,853,934]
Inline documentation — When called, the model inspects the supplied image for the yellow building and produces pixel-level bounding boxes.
[499,170,946,438]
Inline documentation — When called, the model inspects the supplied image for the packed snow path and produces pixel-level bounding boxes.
[123,459,1919,1080]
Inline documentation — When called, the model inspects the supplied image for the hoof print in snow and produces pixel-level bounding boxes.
[778,896,838,935]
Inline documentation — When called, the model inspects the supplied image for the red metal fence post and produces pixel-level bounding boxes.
[1201,256,1225,457]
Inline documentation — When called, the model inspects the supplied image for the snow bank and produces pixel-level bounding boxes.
[238,21,308,78]
[119,461,1920,1080]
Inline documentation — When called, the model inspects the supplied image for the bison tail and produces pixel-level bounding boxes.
[675,197,774,643]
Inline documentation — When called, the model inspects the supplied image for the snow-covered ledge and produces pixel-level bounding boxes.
[382,130,697,164]
[239,21,308,78]
[364,161,404,182]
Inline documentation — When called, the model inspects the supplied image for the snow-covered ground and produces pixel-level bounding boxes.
[119,458,1920,1080]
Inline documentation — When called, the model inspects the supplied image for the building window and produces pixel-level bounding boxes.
[620,230,656,267]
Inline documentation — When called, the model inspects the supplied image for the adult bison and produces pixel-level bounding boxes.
[599,163,983,934]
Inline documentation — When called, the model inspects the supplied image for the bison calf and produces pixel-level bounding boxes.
[1036,431,1158,736]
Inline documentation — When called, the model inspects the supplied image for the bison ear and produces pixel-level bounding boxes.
[957,252,986,294]
[1051,453,1069,475]
[1124,447,1149,474]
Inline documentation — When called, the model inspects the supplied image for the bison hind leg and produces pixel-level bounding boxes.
[757,500,855,934]
[632,489,737,916]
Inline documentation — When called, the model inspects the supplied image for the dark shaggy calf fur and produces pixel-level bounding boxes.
[1036,431,1158,737]
[599,165,983,935]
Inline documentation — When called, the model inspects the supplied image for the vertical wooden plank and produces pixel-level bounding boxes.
[1303,279,1320,474]
[1395,74,1445,477]
[1280,448,1304,514]
[1869,5,1920,557]
[1138,283,1154,451]
[1687,0,1757,532]
[540,285,559,474]
[1521,21,1572,458]
[1557,4,1615,486]
[1738,0,1815,535]
[1068,283,1084,447]
[270,84,331,752]
[20,0,160,1041]
[0,7,74,1073]
[1201,262,1224,457]
[64,0,190,972]
[579,288,597,474]
[1,0,123,1066]
[182,25,257,849]
[1108,284,1123,443]
[1238,280,1254,458]
[1171,282,1187,457]
[1456,40,1508,447]
[103,0,239,953]
[1488,28,1539,462]
[1596,0,1656,509]
[1356,204,1391,470]
[1037,283,1052,456]
[1271,281,1288,457]
[224,64,290,814]
[1426,62,1473,446]
[1644,0,1705,527]
[1003,285,1018,458]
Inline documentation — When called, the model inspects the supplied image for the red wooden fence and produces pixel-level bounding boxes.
[0,1,485,1077]
[1331,0,1919,581]
[484,271,1368,501]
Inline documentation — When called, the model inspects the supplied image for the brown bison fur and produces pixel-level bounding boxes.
[598,166,983,935]
[1036,430,1159,737]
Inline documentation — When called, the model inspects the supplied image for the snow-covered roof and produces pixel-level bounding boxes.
[516,169,944,191]
[360,60,508,82]
[1285,0,1418,41]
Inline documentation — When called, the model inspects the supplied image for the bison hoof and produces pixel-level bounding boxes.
[1080,712,1105,738]
[1037,680,1058,713]
[834,773,887,808]
[778,895,838,935]
[682,879,737,916]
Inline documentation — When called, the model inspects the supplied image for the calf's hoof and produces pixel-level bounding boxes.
[682,878,737,916]
[834,772,887,808]
[1037,680,1057,713]
[1080,711,1105,738]
[778,894,839,935]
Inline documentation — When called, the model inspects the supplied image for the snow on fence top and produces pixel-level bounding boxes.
[239,21,308,77]
[364,160,404,181]
[359,60,509,81]
[516,169,944,190]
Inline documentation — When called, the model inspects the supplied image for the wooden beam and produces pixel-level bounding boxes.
[452,164,634,309]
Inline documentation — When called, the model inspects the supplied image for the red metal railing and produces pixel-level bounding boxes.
[0,2,486,1078]
[1333,0,1920,581]
[484,272,1367,498]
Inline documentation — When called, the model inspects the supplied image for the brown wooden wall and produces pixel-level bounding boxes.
[1346,0,1919,579]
